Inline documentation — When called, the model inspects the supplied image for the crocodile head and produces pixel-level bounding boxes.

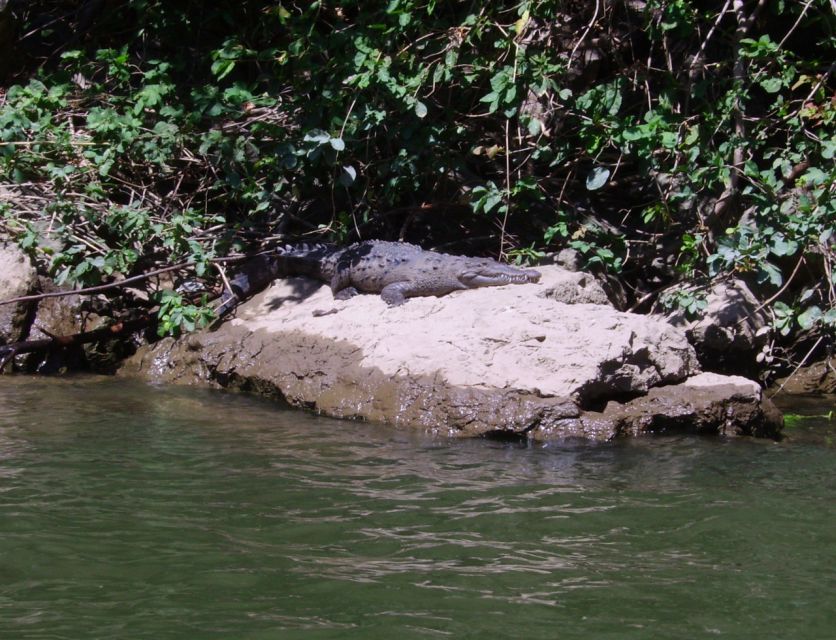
[458,260,542,289]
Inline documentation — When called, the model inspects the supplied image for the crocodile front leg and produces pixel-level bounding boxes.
[380,282,411,306]
[329,266,353,299]
[334,286,360,300]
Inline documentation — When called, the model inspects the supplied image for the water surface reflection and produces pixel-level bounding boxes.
[0,376,834,639]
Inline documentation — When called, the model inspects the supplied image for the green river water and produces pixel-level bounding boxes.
[0,376,834,639]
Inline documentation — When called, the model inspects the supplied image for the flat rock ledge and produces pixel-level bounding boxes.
[120,266,782,440]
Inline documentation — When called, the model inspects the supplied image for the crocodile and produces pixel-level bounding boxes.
[215,240,541,318]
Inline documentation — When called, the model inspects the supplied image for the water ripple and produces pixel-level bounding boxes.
[0,377,834,639]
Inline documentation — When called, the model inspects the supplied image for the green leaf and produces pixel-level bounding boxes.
[759,77,783,93]
[770,234,798,256]
[211,59,236,80]
[527,118,542,136]
[414,101,428,118]
[483,192,503,213]
[661,131,678,149]
[773,301,792,316]
[801,167,828,187]
[337,165,357,187]
[586,167,611,191]
[304,129,331,145]
[797,306,822,330]
[758,262,783,287]
[329,137,345,151]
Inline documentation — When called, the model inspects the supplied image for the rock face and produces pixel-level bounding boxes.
[665,279,768,376]
[773,358,836,395]
[121,265,782,440]
[0,240,38,345]
[0,238,121,372]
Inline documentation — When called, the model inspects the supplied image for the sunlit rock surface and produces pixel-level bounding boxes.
[121,265,782,440]
[0,239,37,344]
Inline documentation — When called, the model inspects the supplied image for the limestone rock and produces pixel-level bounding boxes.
[0,240,37,345]
[540,249,626,308]
[538,267,611,306]
[664,278,768,375]
[773,358,836,395]
[26,277,107,340]
[22,278,116,373]
[121,265,781,440]
[575,373,782,439]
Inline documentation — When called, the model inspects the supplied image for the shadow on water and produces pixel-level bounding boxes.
[0,375,834,639]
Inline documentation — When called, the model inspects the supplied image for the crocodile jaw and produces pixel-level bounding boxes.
[458,267,542,288]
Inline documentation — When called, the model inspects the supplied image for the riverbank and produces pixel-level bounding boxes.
[119,265,783,440]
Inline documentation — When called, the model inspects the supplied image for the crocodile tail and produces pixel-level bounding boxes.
[270,242,339,280]
[213,291,241,320]
[214,242,338,320]
[214,254,281,319]
[274,242,337,259]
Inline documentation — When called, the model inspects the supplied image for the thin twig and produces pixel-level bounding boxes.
[0,255,250,307]
[0,262,191,307]
[768,335,823,398]
[567,0,601,70]
[215,261,232,294]
[500,118,512,260]
[741,253,806,323]
[688,0,733,77]
[778,0,815,50]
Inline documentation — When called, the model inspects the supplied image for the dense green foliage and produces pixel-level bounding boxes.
[0,1,833,371]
